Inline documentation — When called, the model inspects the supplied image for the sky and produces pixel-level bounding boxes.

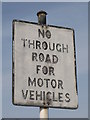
[2,2,88,118]
[0,1,2,120]
[0,0,88,1]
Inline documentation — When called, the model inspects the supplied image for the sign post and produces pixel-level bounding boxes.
[37,11,49,119]
[12,10,78,119]
[40,107,48,119]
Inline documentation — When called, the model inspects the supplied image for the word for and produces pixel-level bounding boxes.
[36,65,55,76]
[28,77,63,89]
[22,89,70,103]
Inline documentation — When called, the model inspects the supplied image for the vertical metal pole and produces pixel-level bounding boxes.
[40,107,48,119]
[37,10,49,119]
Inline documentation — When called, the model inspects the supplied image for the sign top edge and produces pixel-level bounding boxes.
[12,19,74,31]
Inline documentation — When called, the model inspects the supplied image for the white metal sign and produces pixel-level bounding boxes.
[12,20,78,109]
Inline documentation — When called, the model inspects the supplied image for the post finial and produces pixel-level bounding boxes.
[37,10,47,25]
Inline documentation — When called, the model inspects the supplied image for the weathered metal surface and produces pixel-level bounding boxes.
[12,20,78,109]
[37,10,47,25]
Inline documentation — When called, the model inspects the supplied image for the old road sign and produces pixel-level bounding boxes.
[12,20,78,109]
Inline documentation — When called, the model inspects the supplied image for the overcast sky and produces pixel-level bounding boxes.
[0,2,2,118]
[2,2,88,118]
[1,0,89,2]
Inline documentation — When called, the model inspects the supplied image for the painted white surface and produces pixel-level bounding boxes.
[13,21,78,108]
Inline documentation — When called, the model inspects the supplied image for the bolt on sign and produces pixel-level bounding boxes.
[12,20,78,109]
